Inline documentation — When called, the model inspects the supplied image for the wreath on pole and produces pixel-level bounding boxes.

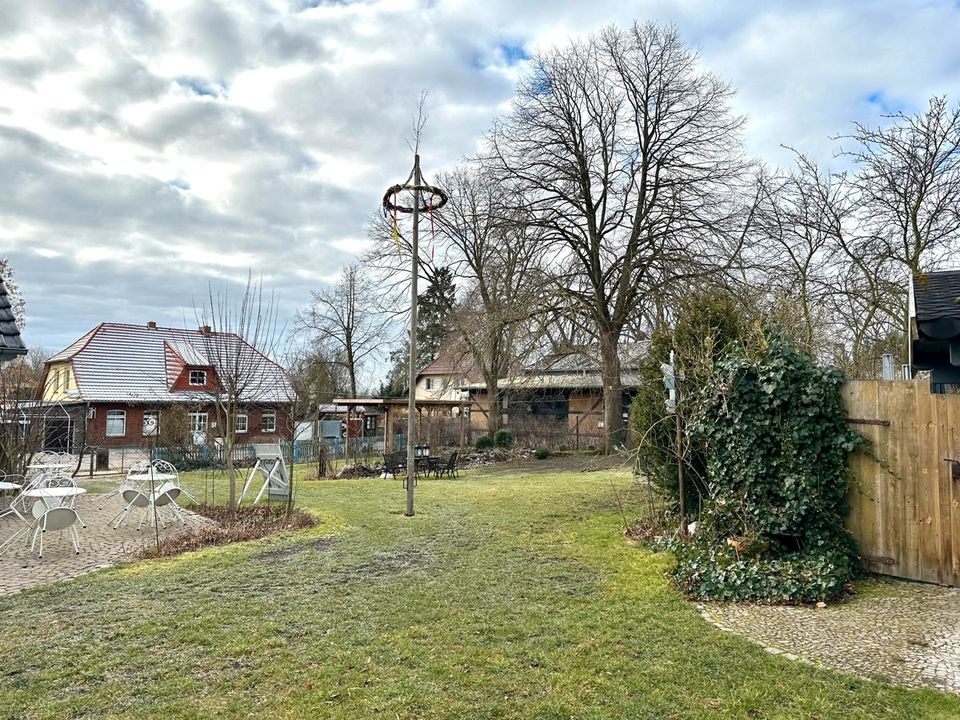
[382,168,449,256]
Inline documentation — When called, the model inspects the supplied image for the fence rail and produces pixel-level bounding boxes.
[843,380,960,586]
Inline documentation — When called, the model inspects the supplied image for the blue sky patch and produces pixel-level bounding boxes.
[499,42,530,66]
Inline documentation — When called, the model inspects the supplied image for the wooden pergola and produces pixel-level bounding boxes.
[330,397,469,460]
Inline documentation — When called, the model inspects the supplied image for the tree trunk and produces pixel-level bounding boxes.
[599,328,623,453]
[484,373,501,436]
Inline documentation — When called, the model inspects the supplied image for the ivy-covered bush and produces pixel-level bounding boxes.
[674,335,862,603]
[534,447,550,460]
[493,428,514,449]
[474,435,494,451]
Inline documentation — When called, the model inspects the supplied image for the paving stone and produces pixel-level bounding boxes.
[0,482,213,596]
[699,582,960,694]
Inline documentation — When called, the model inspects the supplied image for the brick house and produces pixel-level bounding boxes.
[35,322,292,455]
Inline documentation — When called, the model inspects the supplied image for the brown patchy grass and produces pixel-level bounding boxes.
[141,504,316,558]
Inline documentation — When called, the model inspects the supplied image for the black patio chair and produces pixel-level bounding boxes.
[382,452,406,476]
[433,451,460,479]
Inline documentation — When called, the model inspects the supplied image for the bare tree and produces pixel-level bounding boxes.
[195,273,288,510]
[841,96,960,275]
[298,263,391,398]
[487,22,752,450]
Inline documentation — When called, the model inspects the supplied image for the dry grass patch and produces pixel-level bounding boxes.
[141,504,316,558]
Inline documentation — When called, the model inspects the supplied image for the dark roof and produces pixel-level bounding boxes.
[44,322,291,403]
[0,279,26,361]
[913,271,960,341]
[913,271,960,321]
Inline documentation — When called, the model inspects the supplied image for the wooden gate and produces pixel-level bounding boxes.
[843,380,960,586]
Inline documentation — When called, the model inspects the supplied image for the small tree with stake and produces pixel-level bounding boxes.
[194,273,286,510]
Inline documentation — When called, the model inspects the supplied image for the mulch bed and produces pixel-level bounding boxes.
[140,504,317,558]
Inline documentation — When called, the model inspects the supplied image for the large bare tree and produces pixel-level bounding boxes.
[487,22,751,450]
[298,263,391,398]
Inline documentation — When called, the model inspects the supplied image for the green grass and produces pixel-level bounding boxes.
[3,458,958,719]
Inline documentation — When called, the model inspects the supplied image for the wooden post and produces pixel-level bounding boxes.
[384,405,393,453]
[458,403,465,454]
[405,155,421,517]
[677,379,686,538]
[344,405,351,468]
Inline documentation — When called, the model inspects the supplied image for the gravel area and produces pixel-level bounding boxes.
[700,580,960,694]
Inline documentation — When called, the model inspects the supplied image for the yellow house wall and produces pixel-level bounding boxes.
[41,361,79,402]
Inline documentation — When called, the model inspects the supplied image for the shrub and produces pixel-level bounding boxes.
[474,435,493,451]
[673,542,857,603]
[534,447,550,460]
[629,289,753,513]
[673,334,862,603]
[493,428,514,449]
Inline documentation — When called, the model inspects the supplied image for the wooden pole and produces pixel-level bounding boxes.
[676,363,686,538]
[405,155,421,517]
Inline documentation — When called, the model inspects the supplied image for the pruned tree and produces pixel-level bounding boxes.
[195,273,288,510]
[486,22,753,450]
[299,263,392,398]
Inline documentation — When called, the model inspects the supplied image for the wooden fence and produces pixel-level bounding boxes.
[843,380,960,586]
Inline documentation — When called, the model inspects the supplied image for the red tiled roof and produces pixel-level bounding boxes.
[44,322,290,403]
[417,355,477,379]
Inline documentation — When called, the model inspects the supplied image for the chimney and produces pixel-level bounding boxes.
[198,325,211,335]
[146,321,157,329]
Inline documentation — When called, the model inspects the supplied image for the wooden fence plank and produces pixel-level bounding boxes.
[843,380,959,586]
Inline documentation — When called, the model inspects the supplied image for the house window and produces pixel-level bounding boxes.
[105,410,126,437]
[426,378,435,390]
[261,411,276,433]
[142,411,159,437]
[189,370,207,386]
[235,413,248,433]
[188,411,208,444]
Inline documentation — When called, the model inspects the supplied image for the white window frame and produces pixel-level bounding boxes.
[188,369,207,386]
[235,413,248,433]
[188,411,208,436]
[426,378,435,390]
[142,411,160,437]
[105,409,126,437]
[261,411,276,433]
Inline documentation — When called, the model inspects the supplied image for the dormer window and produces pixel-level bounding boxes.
[189,369,207,386]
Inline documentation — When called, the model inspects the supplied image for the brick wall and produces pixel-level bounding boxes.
[86,402,291,447]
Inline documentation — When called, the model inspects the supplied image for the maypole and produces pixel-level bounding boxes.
[382,155,447,516]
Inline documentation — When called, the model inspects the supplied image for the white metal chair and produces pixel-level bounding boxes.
[99,460,150,509]
[150,459,194,502]
[31,506,81,558]
[0,474,28,522]
[110,487,151,529]
[151,483,187,527]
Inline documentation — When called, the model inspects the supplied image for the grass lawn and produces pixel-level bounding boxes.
[1,458,958,719]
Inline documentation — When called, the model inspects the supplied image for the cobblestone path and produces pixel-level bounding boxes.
[0,489,212,596]
[700,580,960,694]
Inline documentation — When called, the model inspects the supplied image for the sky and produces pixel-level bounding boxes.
[2,0,960,361]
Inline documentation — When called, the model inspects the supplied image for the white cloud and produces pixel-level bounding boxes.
[2,0,960,354]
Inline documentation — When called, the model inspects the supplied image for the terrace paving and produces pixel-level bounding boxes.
[0,487,211,596]
[700,580,960,694]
